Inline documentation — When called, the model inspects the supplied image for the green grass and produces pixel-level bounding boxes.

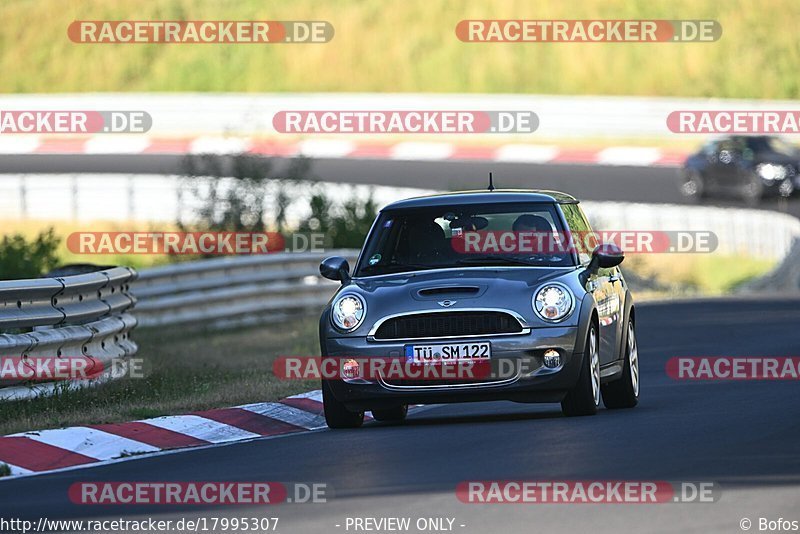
[624,253,777,296]
[0,0,798,98]
[0,219,188,273]
[0,316,320,436]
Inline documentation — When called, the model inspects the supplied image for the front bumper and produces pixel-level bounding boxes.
[323,326,583,410]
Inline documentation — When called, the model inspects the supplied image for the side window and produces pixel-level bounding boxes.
[718,139,746,163]
[560,204,594,266]
[701,141,718,156]
[576,204,596,234]
[576,205,617,276]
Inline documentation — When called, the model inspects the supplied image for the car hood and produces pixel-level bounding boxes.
[335,267,582,335]
[755,153,800,166]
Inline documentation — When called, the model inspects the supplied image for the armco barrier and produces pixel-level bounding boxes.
[0,267,138,400]
[582,201,800,261]
[132,250,357,329]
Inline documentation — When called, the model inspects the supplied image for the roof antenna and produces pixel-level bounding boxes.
[488,172,495,191]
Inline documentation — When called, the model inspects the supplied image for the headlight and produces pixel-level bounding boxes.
[533,283,574,322]
[757,163,787,182]
[331,294,366,332]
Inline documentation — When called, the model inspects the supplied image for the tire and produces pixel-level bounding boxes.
[322,380,364,429]
[779,179,795,198]
[601,319,640,409]
[741,175,763,206]
[561,324,600,417]
[679,170,705,202]
[371,405,409,422]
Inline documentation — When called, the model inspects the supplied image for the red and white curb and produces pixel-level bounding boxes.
[0,136,689,167]
[0,390,399,478]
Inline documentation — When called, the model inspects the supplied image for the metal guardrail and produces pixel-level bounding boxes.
[739,237,800,293]
[582,201,800,261]
[133,250,357,329]
[0,251,348,400]
[0,267,138,400]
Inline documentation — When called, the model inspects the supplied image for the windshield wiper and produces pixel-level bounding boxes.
[456,255,543,267]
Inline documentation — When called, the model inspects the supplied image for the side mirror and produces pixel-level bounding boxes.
[320,256,351,284]
[588,243,624,273]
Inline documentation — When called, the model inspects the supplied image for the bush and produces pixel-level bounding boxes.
[180,153,377,251]
[298,190,378,249]
[180,153,314,233]
[0,228,60,280]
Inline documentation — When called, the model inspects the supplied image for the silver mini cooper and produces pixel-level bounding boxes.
[318,190,639,428]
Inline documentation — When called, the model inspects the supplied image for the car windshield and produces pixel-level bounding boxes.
[355,202,576,276]
[747,136,799,156]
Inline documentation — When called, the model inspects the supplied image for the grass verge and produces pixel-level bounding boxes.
[623,253,776,299]
[0,316,320,436]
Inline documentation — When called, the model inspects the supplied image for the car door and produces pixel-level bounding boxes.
[713,138,750,193]
[697,140,720,192]
[561,203,622,365]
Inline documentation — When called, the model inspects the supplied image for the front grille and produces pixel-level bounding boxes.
[372,311,523,340]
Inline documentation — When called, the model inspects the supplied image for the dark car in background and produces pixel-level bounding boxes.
[317,190,639,428]
[679,135,799,204]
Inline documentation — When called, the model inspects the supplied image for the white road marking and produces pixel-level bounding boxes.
[239,402,326,430]
[142,415,261,444]
[297,139,355,158]
[11,427,159,460]
[287,389,324,402]
[596,147,662,166]
[84,136,151,154]
[494,144,560,163]
[0,136,41,154]
[390,142,454,160]
[3,463,33,476]
[189,136,251,154]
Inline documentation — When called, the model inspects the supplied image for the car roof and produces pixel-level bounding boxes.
[707,134,775,143]
[382,189,578,210]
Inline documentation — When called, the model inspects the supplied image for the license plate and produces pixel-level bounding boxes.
[405,342,491,363]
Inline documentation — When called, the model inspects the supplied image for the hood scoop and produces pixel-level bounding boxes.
[415,285,482,300]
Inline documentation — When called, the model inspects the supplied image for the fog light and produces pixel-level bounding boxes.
[342,359,361,380]
[543,350,561,369]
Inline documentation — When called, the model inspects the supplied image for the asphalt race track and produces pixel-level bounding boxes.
[1,297,799,533]
[2,154,800,216]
